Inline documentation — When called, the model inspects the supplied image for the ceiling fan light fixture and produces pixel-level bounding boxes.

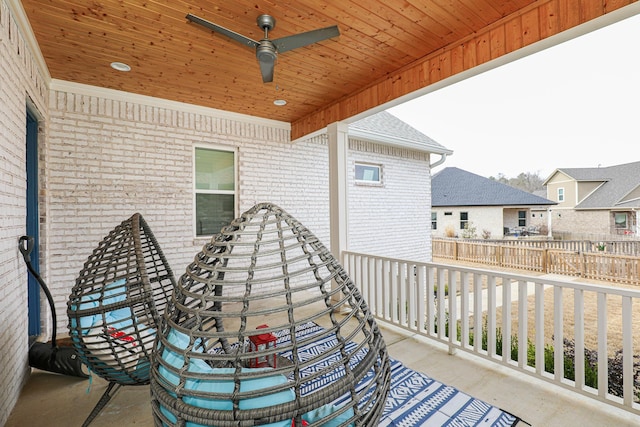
[110,62,131,72]
[273,99,287,106]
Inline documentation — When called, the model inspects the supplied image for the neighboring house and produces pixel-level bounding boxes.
[431,167,556,238]
[543,161,640,236]
[0,5,452,418]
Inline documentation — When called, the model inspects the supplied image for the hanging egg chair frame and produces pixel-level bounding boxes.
[68,213,176,426]
[150,203,391,427]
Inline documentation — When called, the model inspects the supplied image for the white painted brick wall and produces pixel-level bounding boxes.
[348,139,432,262]
[46,91,288,326]
[45,88,339,331]
[45,89,435,324]
[238,135,330,243]
[0,0,50,423]
[433,206,505,238]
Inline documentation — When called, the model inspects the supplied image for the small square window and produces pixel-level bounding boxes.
[355,163,381,184]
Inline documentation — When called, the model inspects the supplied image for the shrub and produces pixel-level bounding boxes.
[433,284,449,297]
[434,311,639,399]
[445,225,456,238]
[562,338,640,398]
[460,222,477,239]
[538,224,549,236]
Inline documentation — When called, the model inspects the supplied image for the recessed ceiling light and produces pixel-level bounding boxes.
[273,99,287,106]
[110,62,131,72]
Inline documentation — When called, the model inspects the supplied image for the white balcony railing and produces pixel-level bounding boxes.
[342,251,640,415]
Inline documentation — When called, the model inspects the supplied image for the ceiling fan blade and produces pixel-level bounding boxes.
[258,55,275,83]
[273,25,340,53]
[186,13,259,49]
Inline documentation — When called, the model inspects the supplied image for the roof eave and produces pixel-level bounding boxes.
[432,203,556,207]
[349,128,453,155]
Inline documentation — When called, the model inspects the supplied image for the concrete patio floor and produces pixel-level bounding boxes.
[7,320,640,426]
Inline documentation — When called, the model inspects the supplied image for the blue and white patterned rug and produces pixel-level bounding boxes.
[275,322,521,427]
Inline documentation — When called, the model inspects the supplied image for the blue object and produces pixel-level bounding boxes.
[158,328,295,427]
[69,279,128,332]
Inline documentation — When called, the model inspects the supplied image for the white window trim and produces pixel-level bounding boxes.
[193,144,238,239]
[354,162,382,185]
[557,187,565,202]
[518,210,527,227]
[614,212,628,229]
[460,211,469,229]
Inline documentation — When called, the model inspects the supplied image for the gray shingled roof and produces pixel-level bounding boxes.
[554,161,640,209]
[432,167,556,207]
[349,111,452,154]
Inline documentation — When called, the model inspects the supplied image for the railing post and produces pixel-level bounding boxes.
[622,296,633,406]
[448,269,457,355]
[597,292,608,399]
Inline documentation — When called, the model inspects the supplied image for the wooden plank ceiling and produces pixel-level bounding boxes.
[20,0,637,139]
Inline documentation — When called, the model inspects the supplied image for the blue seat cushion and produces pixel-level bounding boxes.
[69,278,128,332]
[158,328,294,427]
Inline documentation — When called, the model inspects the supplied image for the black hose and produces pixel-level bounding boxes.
[19,236,57,348]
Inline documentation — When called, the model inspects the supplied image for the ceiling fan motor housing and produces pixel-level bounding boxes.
[256,41,278,61]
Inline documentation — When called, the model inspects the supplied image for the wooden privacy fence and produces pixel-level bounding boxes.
[433,239,640,285]
[446,238,640,255]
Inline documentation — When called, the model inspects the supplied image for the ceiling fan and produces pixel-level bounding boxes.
[186,13,340,83]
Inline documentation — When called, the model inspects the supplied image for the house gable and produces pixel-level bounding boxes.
[544,170,573,185]
[544,170,599,208]
[570,161,640,209]
[543,162,640,210]
[577,181,607,205]
[618,184,640,206]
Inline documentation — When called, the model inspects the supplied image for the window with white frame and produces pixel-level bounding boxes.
[460,212,468,230]
[194,147,235,237]
[518,210,526,227]
[615,213,627,229]
[431,212,437,230]
[355,162,381,184]
[557,187,565,202]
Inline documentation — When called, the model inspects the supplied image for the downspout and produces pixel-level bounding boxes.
[429,153,448,169]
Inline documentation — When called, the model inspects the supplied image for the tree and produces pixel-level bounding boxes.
[489,171,545,193]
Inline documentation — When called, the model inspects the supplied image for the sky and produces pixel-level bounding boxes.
[388,12,640,180]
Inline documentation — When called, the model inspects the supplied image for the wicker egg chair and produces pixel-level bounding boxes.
[150,203,390,427]
[67,213,176,426]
